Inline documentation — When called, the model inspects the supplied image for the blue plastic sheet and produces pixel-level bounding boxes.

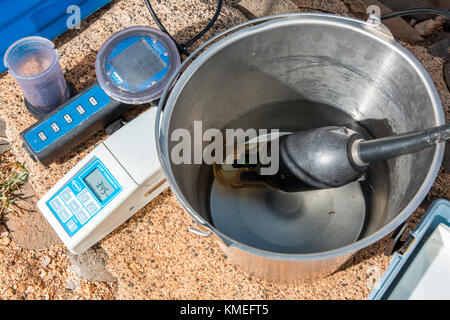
[0,0,112,73]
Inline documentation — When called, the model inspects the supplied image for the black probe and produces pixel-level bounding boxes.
[272,124,450,192]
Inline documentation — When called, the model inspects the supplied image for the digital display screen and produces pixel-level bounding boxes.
[110,39,166,90]
[83,168,114,202]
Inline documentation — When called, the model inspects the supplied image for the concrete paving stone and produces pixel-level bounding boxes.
[69,246,117,282]
[0,139,10,155]
[0,118,9,155]
[415,16,449,37]
[0,224,8,237]
[292,0,350,15]
[236,0,298,18]
[444,140,450,173]
[445,58,450,91]
[428,38,449,60]
[5,181,61,250]
[0,118,6,138]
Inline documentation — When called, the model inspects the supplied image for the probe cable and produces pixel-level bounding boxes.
[144,0,223,56]
[381,7,450,20]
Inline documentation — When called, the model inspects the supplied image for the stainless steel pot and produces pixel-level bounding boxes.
[155,13,445,283]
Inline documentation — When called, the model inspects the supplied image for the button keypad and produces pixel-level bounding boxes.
[89,97,98,106]
[51,123,60,132]
[63,114,73,123]
[76,105,85,115]
[38,131,47,141]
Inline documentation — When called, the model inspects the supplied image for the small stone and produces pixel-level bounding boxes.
[415,16,448,37]
[68,246,116,282]
[40,256,51,268]
[66,278,80,291]
[0,224,8,238]
[17,282,26,292]
[1,237,11,246]
[37,280,45,291]
[88,284,97,294]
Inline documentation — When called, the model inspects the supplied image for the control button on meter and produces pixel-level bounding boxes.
[77,189,92,205]
[63,114,73,124]
[68,199,82,213]
[66,219,78,233]
[60,187,74,203]
[38,131,47,141]
[72,181,82,192]
[76,105,85,115]
[88,97,98,106]
[49,196,63,212]
[85,201,100,215]
[57,206,72,223]
[51,123,60,133]
[75,208,90,224]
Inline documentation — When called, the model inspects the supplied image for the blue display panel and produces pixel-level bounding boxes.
[46,158,122,237]
[24,85,110,153]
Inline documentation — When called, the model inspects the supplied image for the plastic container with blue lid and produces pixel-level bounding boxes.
[95,26,180,105]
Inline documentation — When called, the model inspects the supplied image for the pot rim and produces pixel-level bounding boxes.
[156,13,445,261]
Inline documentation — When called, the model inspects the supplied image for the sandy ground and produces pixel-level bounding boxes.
[0,0,448,300]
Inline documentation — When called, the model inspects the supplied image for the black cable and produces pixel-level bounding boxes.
[381,8,450,20]
[144,0,223,56]
[183,0,223,48]
[144,0,190,56]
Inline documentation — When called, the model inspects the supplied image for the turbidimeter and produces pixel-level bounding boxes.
[20,26,180,166]
[34,26,180,254]
[38,107,167,254]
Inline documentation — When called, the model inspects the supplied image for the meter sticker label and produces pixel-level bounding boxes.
[46,158,122,237]
[24,85,111,153]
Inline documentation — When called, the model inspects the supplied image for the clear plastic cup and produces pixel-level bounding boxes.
[4,36,69,115]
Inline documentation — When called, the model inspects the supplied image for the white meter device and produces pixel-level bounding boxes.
[37,108,167,254]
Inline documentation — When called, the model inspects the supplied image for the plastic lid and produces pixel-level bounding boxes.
[95,26,180,104]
